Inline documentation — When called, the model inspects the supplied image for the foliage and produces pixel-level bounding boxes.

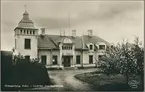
[1,52,51,91]
[99,37,144,76]
[1,51,13,91]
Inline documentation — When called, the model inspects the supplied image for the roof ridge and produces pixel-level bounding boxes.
[42,34,81,37]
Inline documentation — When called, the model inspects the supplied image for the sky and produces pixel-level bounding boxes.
[1,0,144,51]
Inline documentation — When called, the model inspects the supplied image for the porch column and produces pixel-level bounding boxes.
[72,45,75,67]
[59,43,63,69]
[81,50,83,67]
[59,53,62,67]
[71,56,75,67]
[50,49,52,66]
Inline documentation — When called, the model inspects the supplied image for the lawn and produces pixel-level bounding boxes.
[74,72,129,91]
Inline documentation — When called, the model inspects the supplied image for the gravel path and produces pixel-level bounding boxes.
[31,68,97,91]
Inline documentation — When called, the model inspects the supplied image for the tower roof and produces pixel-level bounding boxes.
[18,8,35,28]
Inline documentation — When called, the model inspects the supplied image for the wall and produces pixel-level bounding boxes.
[15,35,38,59]
[82,50,99,64]
[38,50,50,65]
[52,50,60,66]
[83,51,89,64]
[74,51,81,64]
[38,49,61,67]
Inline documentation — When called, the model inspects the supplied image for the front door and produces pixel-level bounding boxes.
[63,56,71,67]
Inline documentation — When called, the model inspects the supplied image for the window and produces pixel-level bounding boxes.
[99,45,105,50]
[90,45,93,50]
[41,55,47,65]
[62,45,72,50]
[25,55,30,61]
[76,55,80,64]
[24,39,31,49]
[52,55,57,65]
[89,55,93,64]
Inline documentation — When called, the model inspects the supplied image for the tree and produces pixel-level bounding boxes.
[99,37,144,89]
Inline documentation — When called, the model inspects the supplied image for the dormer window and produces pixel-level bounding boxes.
[62,45,72,50]
[88,43,94,50]
[99,45,105,50]
[90,45,93,50]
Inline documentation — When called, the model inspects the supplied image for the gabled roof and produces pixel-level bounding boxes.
[38,35,109,50]
[82,35,109,49]
[38,35,83,49]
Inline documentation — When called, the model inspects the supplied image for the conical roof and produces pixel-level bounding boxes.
[18,10,34,28]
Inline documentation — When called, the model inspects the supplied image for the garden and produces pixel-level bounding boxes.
[75,37,144,91]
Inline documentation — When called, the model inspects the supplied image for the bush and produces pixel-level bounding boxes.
[99,37,144,90]
[10,59,50,85]
[1,51,51,91]
[100,37,144,76]
[1,51,13,91]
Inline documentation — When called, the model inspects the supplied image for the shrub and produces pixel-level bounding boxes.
[99,37,144,90]
[1,52,51,91]
[100,37,144,76]
[1,51,13,91]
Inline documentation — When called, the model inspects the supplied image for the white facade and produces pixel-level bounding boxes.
[15,34,38,59]
[14,10,108,69]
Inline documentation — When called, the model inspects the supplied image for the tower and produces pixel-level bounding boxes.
[14,6,38,59]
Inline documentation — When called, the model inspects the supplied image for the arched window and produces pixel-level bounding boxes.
[63,38,72,43]
[95,42,106,50]
[99,45,105,50]
[90,44,93,50]
[88,43,94,50]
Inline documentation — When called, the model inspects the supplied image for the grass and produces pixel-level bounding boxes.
[74,72,129,91]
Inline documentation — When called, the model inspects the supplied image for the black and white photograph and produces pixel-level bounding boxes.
[1,0,144,91]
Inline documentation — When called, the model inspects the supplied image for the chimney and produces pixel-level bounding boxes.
[41,28,45,35]
[60,29,65,36]
[88,29,93,37]
[72,30,76,37]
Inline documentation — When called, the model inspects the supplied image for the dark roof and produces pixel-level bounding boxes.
[82,35,109,48]
[18,10,35,28]
[38,35,109,49]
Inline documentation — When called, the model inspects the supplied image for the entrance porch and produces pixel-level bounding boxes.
[62,56,73,67]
